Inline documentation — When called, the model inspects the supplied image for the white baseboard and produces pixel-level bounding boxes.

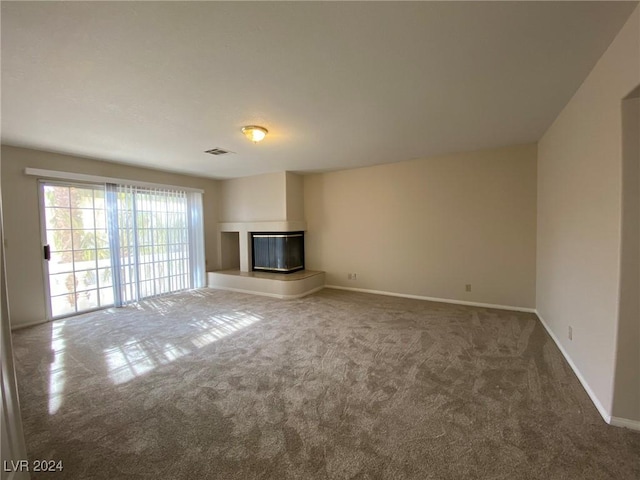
[326,287,640,431]
[325,285,536,313]
[610,416,640,431]
[209,285,325,300]
[535,310,613,425]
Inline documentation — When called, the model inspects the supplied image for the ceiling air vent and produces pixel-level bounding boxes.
[204,148,233,156]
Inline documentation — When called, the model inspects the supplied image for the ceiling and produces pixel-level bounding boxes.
[1,1,637,179]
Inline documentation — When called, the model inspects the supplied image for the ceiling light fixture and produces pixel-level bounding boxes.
[241,125,268,143]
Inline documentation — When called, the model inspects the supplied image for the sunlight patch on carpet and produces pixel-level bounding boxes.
[104,310,263,384]
[190,311,262,348]
[48,320,67,415]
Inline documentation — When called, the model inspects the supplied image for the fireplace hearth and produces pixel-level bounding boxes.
[251,232,304,273]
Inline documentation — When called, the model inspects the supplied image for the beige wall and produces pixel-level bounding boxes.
[614,93,640,421]
[0,153,30,479]
[1,145,220,328]
[537,6,639,419]
[304,143,537,309]
[219,172,286,222]
[220,232,240,270]
[285,172,305,222]
[219,171,305,224]
[217,171,305,272]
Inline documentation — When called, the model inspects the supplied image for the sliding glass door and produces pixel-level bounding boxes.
[41,183,113,317]
[109,185,194,305]
[41,181,205,320]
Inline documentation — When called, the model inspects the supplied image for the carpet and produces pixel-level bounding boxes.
[11,288,640,479]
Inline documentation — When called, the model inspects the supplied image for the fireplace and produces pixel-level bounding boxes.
[251,232,304,273]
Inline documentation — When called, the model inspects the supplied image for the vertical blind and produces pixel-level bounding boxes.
[106,184,205,307]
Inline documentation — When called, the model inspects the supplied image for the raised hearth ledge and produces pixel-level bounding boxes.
[207,269,325,299]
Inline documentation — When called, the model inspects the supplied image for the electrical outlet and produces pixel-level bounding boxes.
[465,284,471,292]
[568,326,573,341]
[353,273,357,280]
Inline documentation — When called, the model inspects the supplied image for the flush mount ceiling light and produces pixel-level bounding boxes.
[241,125,268,143]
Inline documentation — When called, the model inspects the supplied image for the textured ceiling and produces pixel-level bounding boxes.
[1,1,637,179]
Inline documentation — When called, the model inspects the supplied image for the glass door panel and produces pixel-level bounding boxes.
[42,183,113,318]
[113,186,191,303]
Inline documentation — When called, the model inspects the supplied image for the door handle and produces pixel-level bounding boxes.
[43,245,51,261]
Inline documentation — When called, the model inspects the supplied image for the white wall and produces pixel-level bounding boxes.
[537,6,640,420]
[304,144,537,309]
[0,145,220,328]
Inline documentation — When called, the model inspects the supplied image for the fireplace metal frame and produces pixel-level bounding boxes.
[251,231,305,273]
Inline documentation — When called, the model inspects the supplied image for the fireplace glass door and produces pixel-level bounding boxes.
[251,232,304,273]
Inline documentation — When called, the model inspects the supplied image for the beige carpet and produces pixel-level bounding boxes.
[12,288,640,479]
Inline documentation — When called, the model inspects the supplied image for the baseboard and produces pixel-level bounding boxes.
[535,310,613,425]
[4,469,30,480]
[11,318,49,331]
[209,285,325,300]
[325,285,536,313]
[609,416,640,431]
[325,287,640,430]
